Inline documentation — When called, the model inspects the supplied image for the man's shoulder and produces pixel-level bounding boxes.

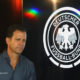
[0,53,3,58]
[0,53,2,55]
[0,53,5,62]
[21,55,34,67]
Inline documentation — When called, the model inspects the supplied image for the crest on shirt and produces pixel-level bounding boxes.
[43,7,80,68]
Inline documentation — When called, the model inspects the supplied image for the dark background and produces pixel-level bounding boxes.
[0,0,80,80]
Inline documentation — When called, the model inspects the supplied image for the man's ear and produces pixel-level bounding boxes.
[6,37,10,45]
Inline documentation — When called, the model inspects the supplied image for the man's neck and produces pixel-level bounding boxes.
[7,49,20,70]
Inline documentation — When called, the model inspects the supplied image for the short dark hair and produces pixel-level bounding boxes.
[6,24,27,38]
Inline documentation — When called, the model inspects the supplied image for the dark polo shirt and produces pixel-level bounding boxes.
[0,50,36,80]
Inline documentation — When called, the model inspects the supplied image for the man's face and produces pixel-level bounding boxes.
[6,30,27,55]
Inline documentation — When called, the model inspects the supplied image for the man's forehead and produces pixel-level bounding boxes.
[12,30,27,38]
[13,30,26,33]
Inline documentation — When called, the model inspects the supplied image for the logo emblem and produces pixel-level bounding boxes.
[43,7,80,68]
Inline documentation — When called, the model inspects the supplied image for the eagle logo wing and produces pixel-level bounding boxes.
[68,28,77,44]
[56,28,64,45]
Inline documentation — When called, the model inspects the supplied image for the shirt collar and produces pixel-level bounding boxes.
[3,50,22,68]
[3,50,10,59]
[2,50,11,67]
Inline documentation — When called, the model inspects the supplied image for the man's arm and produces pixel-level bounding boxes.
[26,62,36,80]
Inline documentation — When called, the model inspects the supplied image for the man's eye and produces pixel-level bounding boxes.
[16,39,20,41]
[23,39,26,42]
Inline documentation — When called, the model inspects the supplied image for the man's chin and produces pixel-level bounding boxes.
[15,51,22,55]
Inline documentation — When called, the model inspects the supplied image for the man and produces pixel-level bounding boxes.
[0,25,36,80]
